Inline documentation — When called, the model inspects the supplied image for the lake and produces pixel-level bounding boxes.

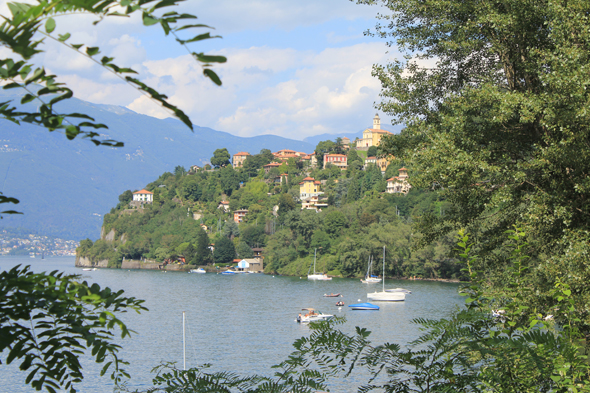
[0,256,465,392]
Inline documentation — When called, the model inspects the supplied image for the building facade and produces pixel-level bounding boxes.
[323,153,348,170]
[232,152,251,168]
[233,209,248,223]
[386,168,411,194]
[299,177,322,199]
[132,189,153,203]
[355,114,393,150]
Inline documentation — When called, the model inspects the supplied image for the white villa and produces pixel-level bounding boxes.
[133,189,153,203]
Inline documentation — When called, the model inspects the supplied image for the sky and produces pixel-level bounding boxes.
[0,0,400,141]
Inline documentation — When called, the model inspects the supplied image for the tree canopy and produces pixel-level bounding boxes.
[370,0,590,331]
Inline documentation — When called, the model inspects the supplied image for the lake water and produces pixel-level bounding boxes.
[0,256,464,392]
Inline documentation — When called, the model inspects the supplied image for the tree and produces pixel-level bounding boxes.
[211,148,231,168]
[0,266,147,392]
[236,241,254,258]
[278,193,296,217]
[174,166,186,178]
[214,236,235,264]
[314,140,336,168]
[181,177,202,202]
[367,146,378,157]
[195,228,211,265]
[369,0,590,331]
[0,1,226,388]
[119,190,133,204]
[222,220,239,239]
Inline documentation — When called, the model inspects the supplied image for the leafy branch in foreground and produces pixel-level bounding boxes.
[0,0,227,146]
[0,265,147,392]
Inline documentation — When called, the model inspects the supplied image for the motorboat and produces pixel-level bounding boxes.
[307,249,332,281]
[82,268,97,271]
[221,270,237,275]
[297,308,334,323]
[323,293,341,297]
[367,246,406,302]
[189,268,206,274]
[385,287,411,294]
[335,301,345,307]
[360,255,381,284]
[348,302,379,310]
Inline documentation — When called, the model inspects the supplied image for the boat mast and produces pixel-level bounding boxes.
[182,311,186,370]
[314,248,317,274]
[382,246,386,292]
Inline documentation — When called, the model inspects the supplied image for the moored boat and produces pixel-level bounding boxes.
[348,302,379,310]
[189,268,206,274]
[367,246,406,302]
[307,249,332,280]
[323,293,341,297]
[297,308,334,323]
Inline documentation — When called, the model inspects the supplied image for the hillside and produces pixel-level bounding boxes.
[0,90,314,240]
[78,153,461,280]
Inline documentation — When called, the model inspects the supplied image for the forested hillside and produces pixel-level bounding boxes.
[78,144,460,279]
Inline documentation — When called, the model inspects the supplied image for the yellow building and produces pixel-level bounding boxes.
[355,114,392,150]
[299,177,322,199]
[232,152,250,168]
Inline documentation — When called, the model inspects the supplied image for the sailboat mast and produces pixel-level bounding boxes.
[314,248,317,274]
[382,246,386,292]
[182,311,186,370]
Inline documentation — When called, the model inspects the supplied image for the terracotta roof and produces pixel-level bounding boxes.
[281,173,288,176]
[219,201,229,205]
[264,162,281,167]
[325,154,347,157]
[301,177,315,181]
[387,177,400,181]
[133,189,153,194]
[365,128,392,134]
[275,149,296,153]
[399,167,408,171]
[366,156,377,160]
[314,181,321,185]
[234,152,251,156]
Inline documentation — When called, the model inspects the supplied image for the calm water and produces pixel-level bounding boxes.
[0,256,464,392]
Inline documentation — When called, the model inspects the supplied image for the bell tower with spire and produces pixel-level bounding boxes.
[373,113,381,130]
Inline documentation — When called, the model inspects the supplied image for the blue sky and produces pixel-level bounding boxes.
[0,0,399,140]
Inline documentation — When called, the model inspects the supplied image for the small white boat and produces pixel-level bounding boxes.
[82,268,96,271]
[307,249,332,280]
[385,287,411,294]
[361,255,382,284]
[189,268,206,274]
[221,270,237,275]
[297,308,334,323]
[367,246,406,302]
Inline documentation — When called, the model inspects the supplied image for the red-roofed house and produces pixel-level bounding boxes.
[133,189,153,203]
[324,153,348,170]
[232,152,251,168]
[386,168,411,194]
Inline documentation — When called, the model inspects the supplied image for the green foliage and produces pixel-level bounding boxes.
[214,236,235,264]
[118,190,133,204]
[210,148,231,168]
[236,241,254,258]
[0,265,146,392]
[371,0,590,331]
[366,145,378,157]
[0,0,226,147]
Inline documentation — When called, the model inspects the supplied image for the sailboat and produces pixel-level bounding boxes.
[307,249,332,281]
[360,255,381,284]
[367,246,405,302]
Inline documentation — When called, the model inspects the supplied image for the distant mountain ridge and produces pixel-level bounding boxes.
[0,91,315,240]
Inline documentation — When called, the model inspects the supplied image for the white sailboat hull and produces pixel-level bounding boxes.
[367,291,405,302]
[308,274,332,281]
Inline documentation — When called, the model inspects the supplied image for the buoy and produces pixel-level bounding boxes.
[358,299,361,302]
